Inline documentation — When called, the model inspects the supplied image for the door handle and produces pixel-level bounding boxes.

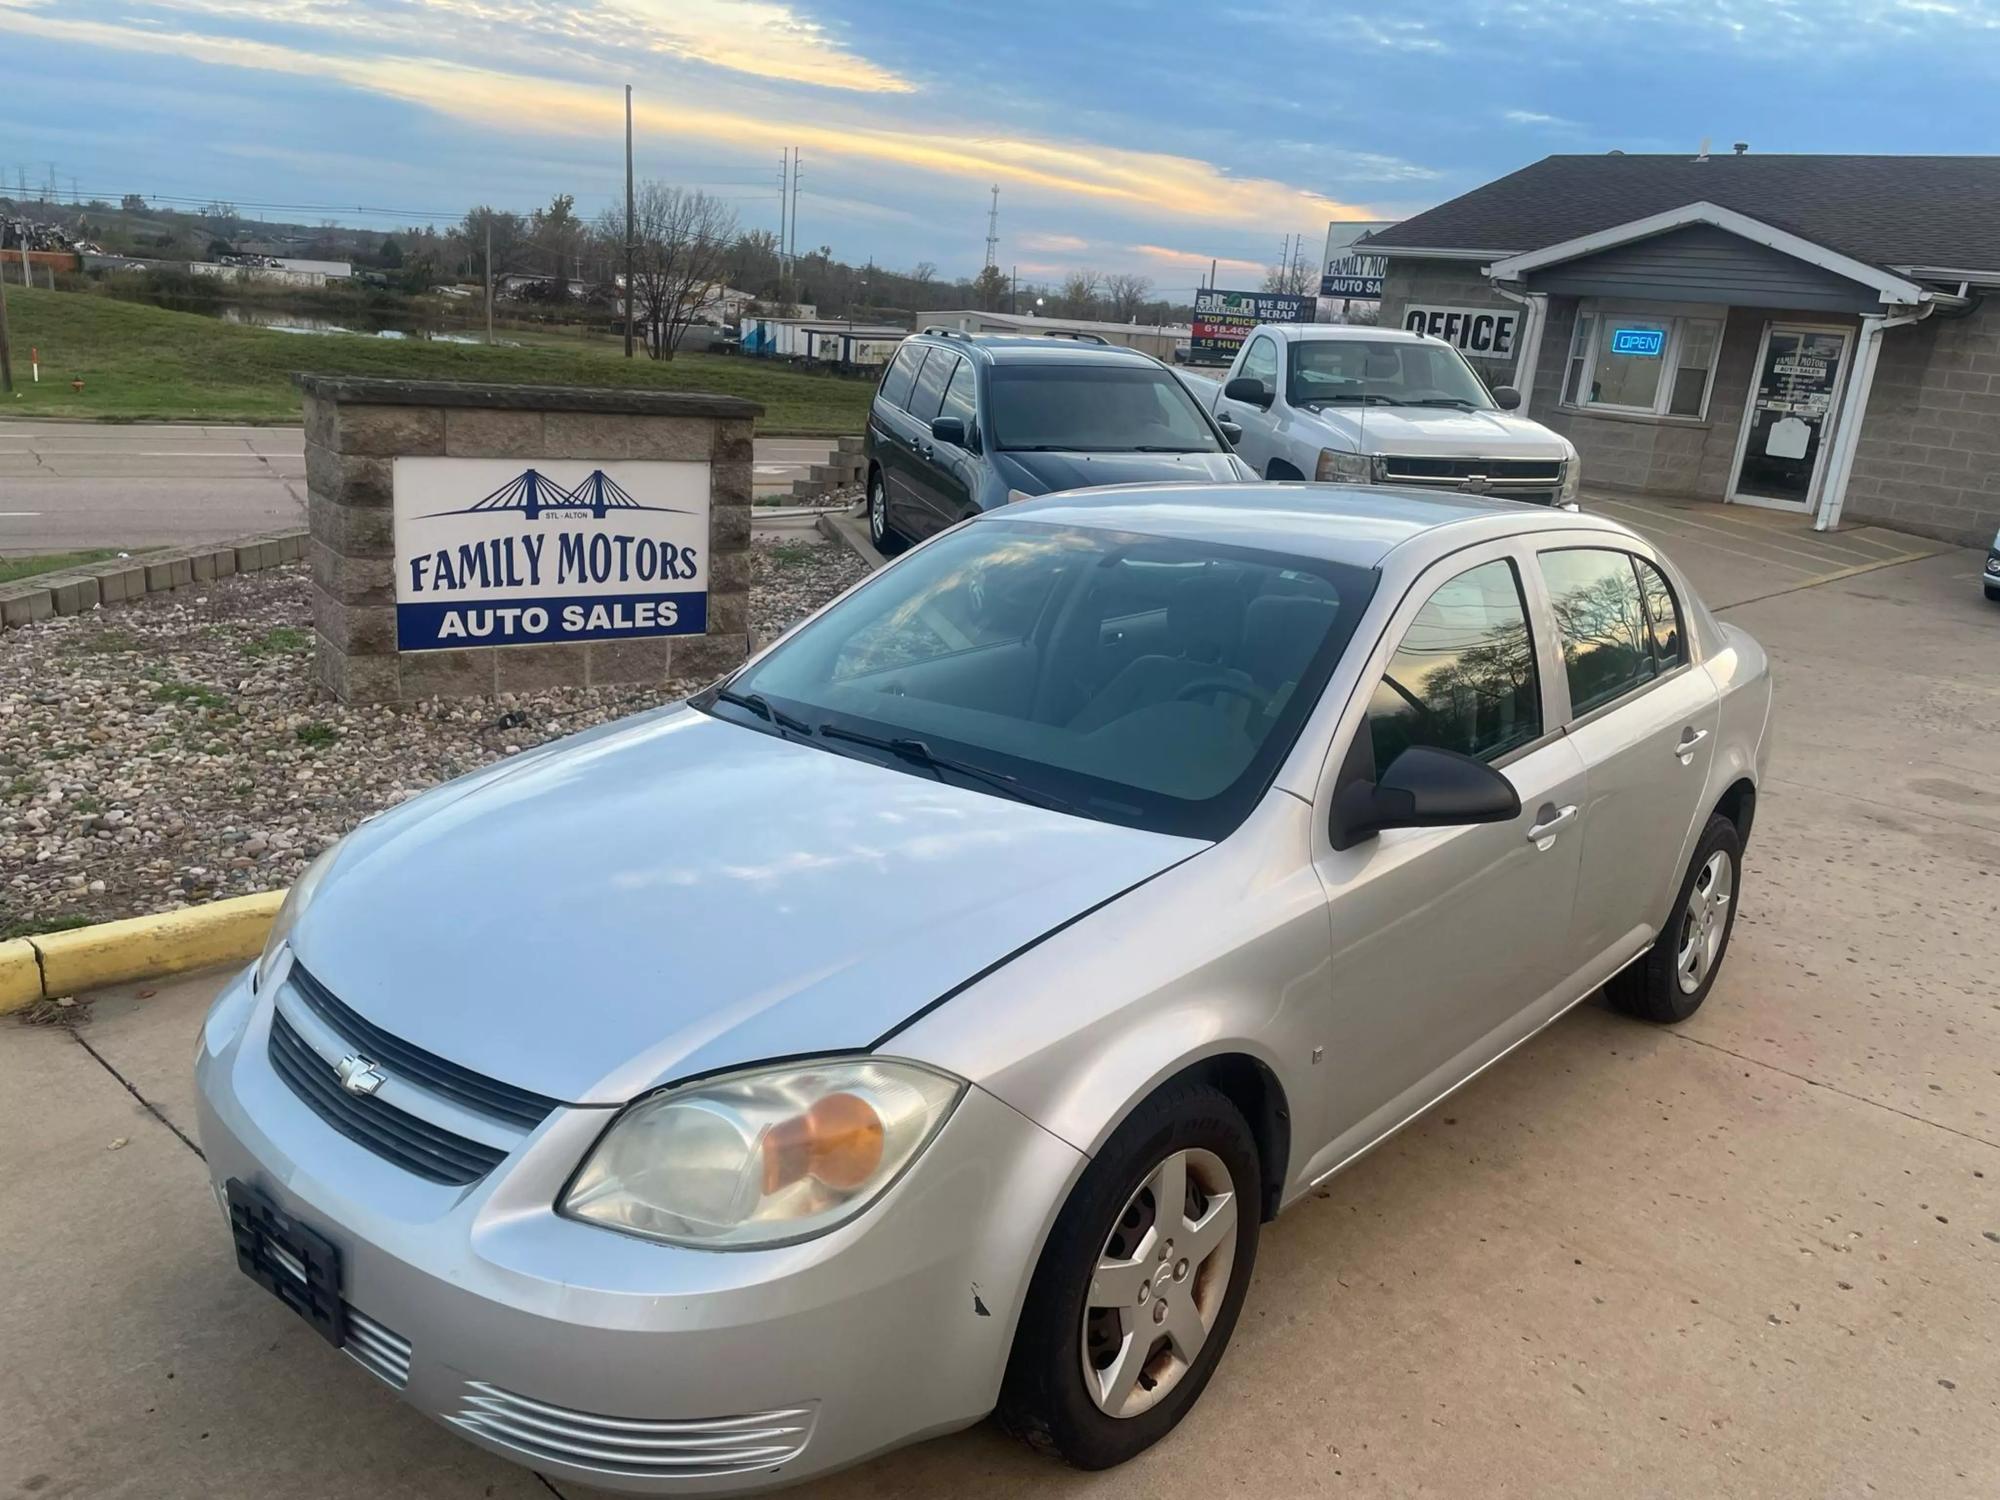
[1675,727,1710,762]
[1526,804,1577,845]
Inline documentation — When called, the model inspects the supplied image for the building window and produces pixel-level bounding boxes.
[1562,306,1722,420]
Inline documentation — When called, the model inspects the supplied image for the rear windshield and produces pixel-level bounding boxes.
[988,364,1223,455]
[710,520,1376,840]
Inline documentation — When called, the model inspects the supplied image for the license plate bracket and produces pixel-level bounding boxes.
[226,1178,346,1347]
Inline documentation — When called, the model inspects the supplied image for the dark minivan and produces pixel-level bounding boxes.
[864,331,1253,553]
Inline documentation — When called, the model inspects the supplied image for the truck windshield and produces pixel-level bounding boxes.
[988,364,1223,453]
[1290,340,1495,410]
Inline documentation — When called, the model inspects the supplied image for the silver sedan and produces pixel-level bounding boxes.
[194,484,1772,1492]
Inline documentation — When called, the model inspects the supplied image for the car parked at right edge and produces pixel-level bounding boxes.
[863,330,1253,554]
[1984,525,1999,602]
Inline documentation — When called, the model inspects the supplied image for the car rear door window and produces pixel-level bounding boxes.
[1538,548,1654,716]
[910,349,957,422]
[1633,556,1685,670]
[1368,559,1541,769]
[879,344,924,409]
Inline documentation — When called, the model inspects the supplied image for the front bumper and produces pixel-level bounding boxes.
[194,966,1084,1494]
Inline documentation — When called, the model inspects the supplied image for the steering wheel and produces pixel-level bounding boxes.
[1174,677,1270,714]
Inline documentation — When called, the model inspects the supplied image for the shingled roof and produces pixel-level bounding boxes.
[1369,155,2000,273]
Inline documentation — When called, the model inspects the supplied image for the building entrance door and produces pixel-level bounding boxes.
[1729,324,1853,512]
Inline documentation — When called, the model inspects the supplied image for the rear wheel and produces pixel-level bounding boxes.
[1984,582,2000,603]
[1607,812,1741,1023]
[999,1082,1259,1469]
[868,469,907,556]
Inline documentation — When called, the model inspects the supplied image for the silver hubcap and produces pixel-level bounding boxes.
[869,479,886,539]
[1081,1147,1237,1419]
[1676,850,1734,995]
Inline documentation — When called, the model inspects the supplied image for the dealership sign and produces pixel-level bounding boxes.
[392,458,710,651]
[1401,303,1521,359]
[1321,220,1396,299]
[1191,288,1317,366]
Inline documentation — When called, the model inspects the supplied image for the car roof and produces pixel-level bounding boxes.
[911,333,1158,366]
[1268,325,1444,345]
[993,483,1638,568]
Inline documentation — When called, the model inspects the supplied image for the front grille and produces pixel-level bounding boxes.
[451,1382,818,1479]
[345,1307,412,1389]
[289,964,559,1130]
[268,1011,506,1185]
[1379,454,1564,484]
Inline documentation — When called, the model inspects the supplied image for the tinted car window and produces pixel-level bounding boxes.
[1369,559,1541,769]
[939,357,978,436]
[910,349,957,422]
[1241,336,1279,390]
[1634,556,1685,669]
[987,364,1221,453]
[1539,548,1653,715]
[718,520,1376,839]
[879,344,923,409]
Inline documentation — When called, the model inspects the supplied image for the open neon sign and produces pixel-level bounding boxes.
[1610,327,1665,357]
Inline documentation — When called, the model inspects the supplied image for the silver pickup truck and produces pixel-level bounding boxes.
[1181,323,1580,508]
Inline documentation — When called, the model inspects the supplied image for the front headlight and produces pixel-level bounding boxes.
[561,1059,965,1249]
[1315,448,1372,484]
[254,842,340,992]
[1559,453,1582,508]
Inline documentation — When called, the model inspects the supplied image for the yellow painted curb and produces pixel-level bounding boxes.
[0,890,286,1016]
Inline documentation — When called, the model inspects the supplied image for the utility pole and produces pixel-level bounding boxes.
[788,149,801,266]
[483,216,494,345]
[777,147,789,301]
[623,83,636,358]
[1010,265,1017,315]
[1209,257,1217,291]
[0,256,14,394]
[984,185,999,270]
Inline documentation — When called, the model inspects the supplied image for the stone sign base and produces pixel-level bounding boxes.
[301,377,759,703]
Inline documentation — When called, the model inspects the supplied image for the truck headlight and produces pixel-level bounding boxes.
[1315,448,1372,484]
[562,1059,964,1249]
[254,843,340,993]
[1559,455,1582,509]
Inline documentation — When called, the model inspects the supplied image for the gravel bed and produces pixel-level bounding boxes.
[0,536,870,936]
[755,480,863,510]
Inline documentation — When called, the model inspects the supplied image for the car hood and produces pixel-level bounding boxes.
[1309,405,1569,457]
[995,448,1252,494]
[290,708,1202,1104]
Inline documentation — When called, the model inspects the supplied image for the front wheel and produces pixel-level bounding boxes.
[1984,581,2000,603]
[1607,812,1742,1023]
[999,1081,1260,1469]
[867,470,907,556]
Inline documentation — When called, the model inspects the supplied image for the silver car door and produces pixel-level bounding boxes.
[1536,544,1721,985]
[1303,539,1589,1184]
[1223,333,1283,475]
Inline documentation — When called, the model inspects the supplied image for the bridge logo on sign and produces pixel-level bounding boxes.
[393,456,711,653]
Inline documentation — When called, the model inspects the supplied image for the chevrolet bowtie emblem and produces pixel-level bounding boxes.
[335,1054,388,1097]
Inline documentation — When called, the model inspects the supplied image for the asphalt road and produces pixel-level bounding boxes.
[0,423,839,555]
[4,514,1997,1497]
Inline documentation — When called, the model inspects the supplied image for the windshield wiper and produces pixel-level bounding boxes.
[1127,444,1211,453]
[1306,393,1398,407]
[817,722,1078,814]
[1402,397,1483,409]
[712,687,812,737]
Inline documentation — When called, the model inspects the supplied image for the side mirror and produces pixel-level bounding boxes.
[1329,745,1521,851]
[929,416,968,446]
[1223,376,1272,408]
[1492,385,1523,411]
[1216,415,1243,446]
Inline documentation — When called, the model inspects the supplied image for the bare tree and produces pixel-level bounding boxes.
[1260,258,1314,296]
[606,185,740,360]
[1058,269,1101,318]
[910,260,938,285]
[1103,271,1154,322]
[971,264,1007,311]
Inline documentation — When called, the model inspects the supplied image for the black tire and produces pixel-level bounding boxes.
[1984,582,2000,603]
[1607,812,1742,1024]
[1265,459,1303,481]
[867,469,907,556]
[998,1081,1261,1470]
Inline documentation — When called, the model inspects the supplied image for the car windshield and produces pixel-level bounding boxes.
[705,520,1375,840]
[1289,339,1495,410]
[987,364,1224,454]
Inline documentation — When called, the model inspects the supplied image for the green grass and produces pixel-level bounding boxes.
[246,625,311,656]
[0,549,125,585]
[294,721,338,749]
[1,912,92,942]
[0,285,874,434]
[148,678,230,710]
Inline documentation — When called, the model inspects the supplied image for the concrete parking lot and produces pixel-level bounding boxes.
[4,510,1997,1499]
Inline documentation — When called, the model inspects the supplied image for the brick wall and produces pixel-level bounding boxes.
[1844,299,2000,546]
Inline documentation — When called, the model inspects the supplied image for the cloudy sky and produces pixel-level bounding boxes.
[1,0,1995,292]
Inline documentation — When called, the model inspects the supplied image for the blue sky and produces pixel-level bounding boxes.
[1,0,1995,293]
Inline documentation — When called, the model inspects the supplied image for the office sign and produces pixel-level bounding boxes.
[1320,220,1396,299]
[1191,288,1317,366]
[1611,327,1665,357]
[393,458,710,651]
[1401,303,1520,359]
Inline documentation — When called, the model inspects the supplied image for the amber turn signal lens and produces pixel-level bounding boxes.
[762,1092,886,1194]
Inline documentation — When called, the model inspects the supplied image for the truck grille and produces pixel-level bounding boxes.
[1378,454,1563,504]
[450,1382,818,1478]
